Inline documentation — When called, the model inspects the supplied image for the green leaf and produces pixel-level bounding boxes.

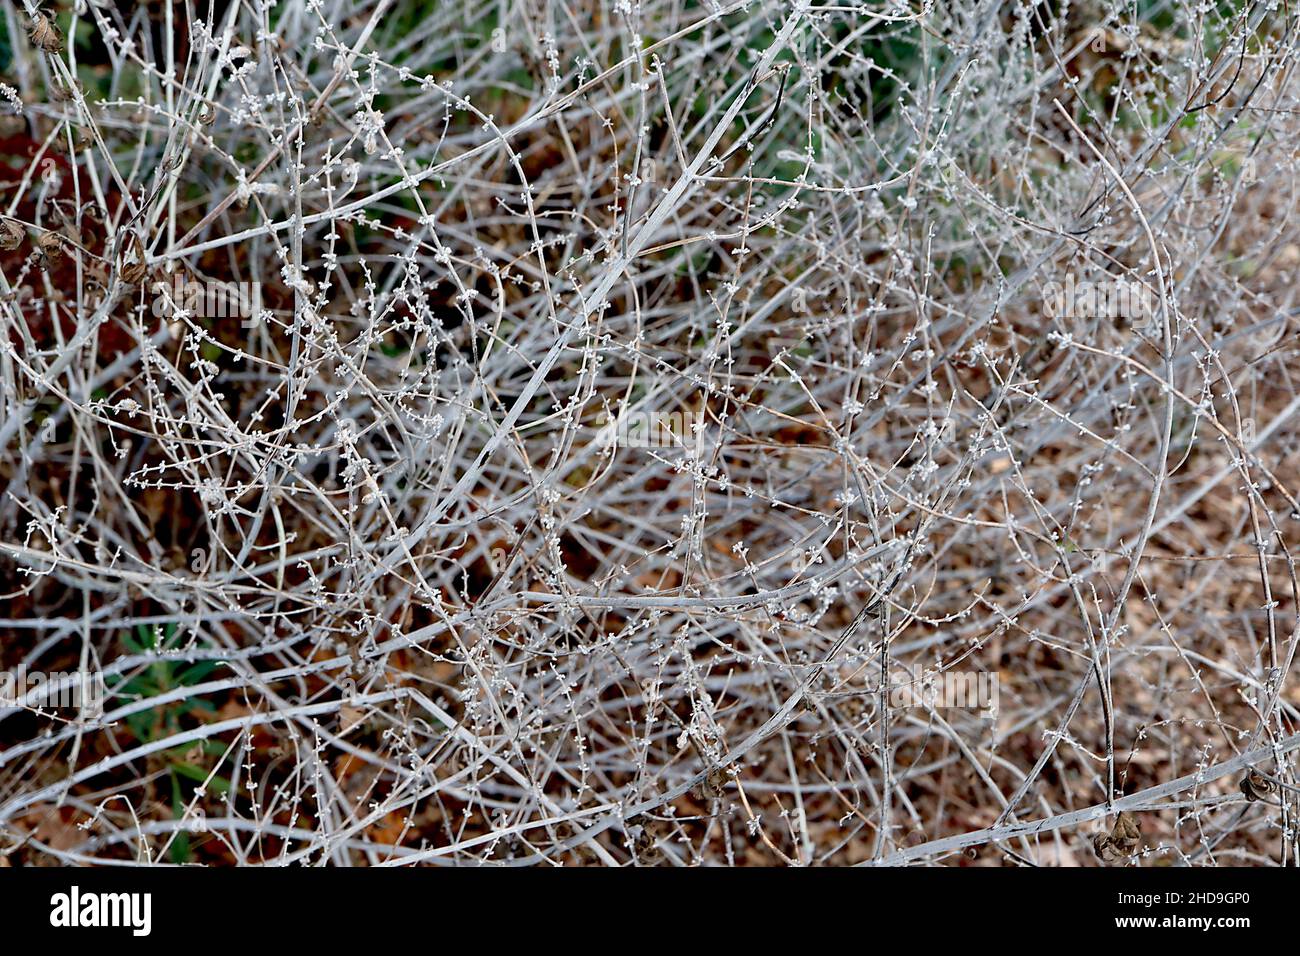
[170,773,192,864]
[170,759,231,794]
[178,660,220,686]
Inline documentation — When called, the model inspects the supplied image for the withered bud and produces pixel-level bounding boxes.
[49,77,81,102]
[37,230,67,266]
[1112,810,1140,845]
[117,232,149,284]
[28,13,63,54]
[119,259,149,285]
[1240,768,1276,802]
[0,219,25,251]
[1092,833,1112,860]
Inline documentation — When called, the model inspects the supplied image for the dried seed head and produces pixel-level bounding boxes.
[631,823,664,865]
[37,230,67,266]
[84,271,107,304]
[1095,811,1142,863]
[119,258,149,285]
[1240,769,1276,802]
[28,12,63,54]
[49,77,80,102]
[0,219,25,251]
[1112,811,1140,845]
[691,764,728,800]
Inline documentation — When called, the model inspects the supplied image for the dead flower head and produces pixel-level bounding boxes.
[28,12,63,54]
[0,219,24,251]
[1093,811,1142,862]
[1240,769,1277,802]
[37,230,68,267]
[117,233,150,285]
[49,77,81,103]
